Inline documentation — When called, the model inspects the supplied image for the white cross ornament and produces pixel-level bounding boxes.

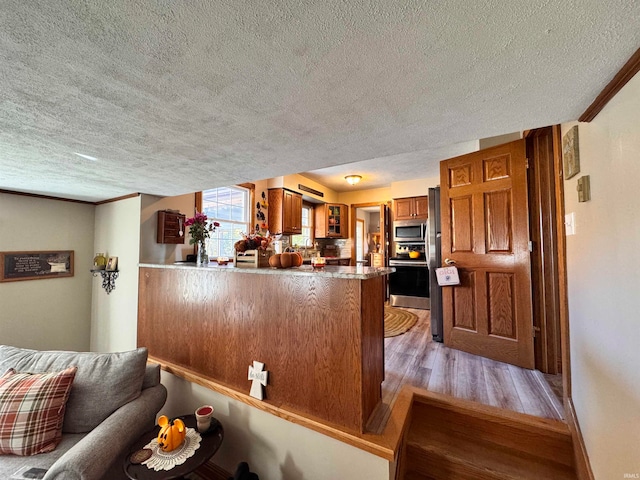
[248,361,268,400]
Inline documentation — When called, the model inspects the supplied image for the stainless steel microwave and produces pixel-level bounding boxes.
[393,220,426,242]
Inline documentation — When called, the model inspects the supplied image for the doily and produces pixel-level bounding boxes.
[141,427,202,471]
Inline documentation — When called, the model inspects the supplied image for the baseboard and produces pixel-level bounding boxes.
[566,398,595,480]
[195,460,232,480]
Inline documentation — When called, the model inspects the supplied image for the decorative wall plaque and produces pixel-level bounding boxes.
[562,125,581,180]
[0,250,74,282]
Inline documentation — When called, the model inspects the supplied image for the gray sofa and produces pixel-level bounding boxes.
[0,345,167,480]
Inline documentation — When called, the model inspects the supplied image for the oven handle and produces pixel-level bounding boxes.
[389,261,428,267]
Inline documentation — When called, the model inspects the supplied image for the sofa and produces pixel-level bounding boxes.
[0,345,167,480]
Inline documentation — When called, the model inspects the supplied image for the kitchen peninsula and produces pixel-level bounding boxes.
[137,263,393,434]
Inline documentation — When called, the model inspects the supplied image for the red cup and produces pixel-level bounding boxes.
[195,405,214,432]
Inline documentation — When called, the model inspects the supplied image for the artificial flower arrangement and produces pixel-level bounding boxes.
[185,211,220,264]
[234,231,274,252]
[185,211,219,244]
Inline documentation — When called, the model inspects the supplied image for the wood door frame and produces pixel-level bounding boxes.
[350,202,389,264]
[524,126,570,394]
[525,128,562,374]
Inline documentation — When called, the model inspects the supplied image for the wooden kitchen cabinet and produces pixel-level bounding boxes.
[394,196,428,220]
[157,210,186,244]
[315,203,349,238]
[268,188,303,235]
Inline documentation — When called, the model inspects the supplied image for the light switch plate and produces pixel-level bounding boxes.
[565,212,576,236]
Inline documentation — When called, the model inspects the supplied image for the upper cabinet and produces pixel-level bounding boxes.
[315,203,349,238]
[268,188,303,235]
[394,196,428,220]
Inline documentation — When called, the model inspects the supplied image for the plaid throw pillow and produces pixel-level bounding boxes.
[0,366,77,456]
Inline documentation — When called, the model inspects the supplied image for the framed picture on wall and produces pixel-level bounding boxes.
[562,125,581,180]
[106,256,118,271]
[0,251,74,282]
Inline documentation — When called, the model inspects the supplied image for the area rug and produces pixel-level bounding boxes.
[384,306,418,337]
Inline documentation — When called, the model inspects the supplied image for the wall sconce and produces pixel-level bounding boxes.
[344,175,362,185]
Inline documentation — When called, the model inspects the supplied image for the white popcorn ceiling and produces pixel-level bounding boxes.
[0,1,638,202]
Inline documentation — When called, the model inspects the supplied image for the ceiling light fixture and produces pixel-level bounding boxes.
[73,152,98,161]
[344,175,362,185]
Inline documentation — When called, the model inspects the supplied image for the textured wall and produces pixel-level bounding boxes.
[0,194,94,351]
[563,73,640,477]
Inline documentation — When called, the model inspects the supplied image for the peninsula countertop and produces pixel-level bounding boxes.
[138,262,394,280]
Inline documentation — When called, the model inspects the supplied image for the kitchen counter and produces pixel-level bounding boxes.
[140,262,393,280]
[137,262,389,434]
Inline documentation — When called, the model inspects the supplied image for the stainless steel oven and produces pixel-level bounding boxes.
[393,220,427,243]
[388,241,430,309]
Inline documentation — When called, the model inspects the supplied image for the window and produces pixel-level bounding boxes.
[291,204,313,247]
[201,186,251,257]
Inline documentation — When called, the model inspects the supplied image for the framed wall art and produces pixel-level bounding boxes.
[562,125,581,180]
[0,250,74,282]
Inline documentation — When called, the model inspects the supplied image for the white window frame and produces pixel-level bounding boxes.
[201,186,251,258]
[291,204,313,248]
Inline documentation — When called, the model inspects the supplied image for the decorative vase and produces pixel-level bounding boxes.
[196,241,208,266]
[93,253,107,270]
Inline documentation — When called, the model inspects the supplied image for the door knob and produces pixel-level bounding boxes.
[444,258,456,266]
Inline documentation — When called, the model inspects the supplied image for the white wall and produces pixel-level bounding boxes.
[90,195,142,352]
[160,372,390,480]
[338,186,392,206]
[390,177,439,198]
[0,194,94,351]
[563,72,640,478]
[140,193,195,264]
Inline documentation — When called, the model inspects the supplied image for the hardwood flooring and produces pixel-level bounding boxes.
[367,308,565,434]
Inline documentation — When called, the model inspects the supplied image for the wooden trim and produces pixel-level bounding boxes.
[152,356,412,461]
[0,189,94,205]
[195,191,203,214]
[527,127,562,374]
[552,125,572,403]
[566,398,595,480]
[195,461,232,480]
[411,387,571,434]
[94,192,140,205]
[579,47,640,122]
[350,202,385,265]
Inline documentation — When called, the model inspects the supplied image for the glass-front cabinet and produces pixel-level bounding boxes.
[315,203,349,238]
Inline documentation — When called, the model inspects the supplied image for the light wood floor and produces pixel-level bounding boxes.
[367,308,565,434]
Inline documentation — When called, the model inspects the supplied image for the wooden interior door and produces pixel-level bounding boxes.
[440,140,534,369]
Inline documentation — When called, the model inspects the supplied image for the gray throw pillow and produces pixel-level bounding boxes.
[0,345,147,433]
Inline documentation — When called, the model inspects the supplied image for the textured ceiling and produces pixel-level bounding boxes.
[0,1,639,202]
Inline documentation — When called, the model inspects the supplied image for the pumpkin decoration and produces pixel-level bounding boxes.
[292,252,303,267]
[157,415,186,452]
[280,252,293,268]
[268,251,304,268]
[268,254,282,268]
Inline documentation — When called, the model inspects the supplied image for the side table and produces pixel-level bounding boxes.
[124,414,224,480]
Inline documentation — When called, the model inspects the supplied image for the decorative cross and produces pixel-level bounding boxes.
[248,361,268,400]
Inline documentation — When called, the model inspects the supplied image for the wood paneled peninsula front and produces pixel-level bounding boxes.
[138,263,393,434]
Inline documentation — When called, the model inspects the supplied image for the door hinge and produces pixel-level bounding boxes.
[528,241,534,252]
[526,157,530,169]
[533,326,541,338]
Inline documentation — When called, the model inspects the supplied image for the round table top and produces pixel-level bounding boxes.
[124,414,223,480]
